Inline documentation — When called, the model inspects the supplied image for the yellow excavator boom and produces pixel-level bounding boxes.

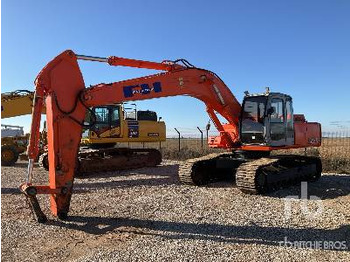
[1,90,46,119]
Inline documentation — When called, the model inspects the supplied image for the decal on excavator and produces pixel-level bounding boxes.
[308,137,321,145]
[127,120,139,138]
[123,82,162,98]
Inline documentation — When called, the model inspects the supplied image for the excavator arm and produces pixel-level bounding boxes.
[21,50,242,221]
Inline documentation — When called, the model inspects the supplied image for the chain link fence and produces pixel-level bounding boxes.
[121,129,350,174]
[318,131,350,173]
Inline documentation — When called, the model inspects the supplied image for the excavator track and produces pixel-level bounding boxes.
[236,158,278,194]
[236,155,322,194]
[39,148,162,176]
[77,148,162,176]
[179,153,229,185]
[179,153,322,194]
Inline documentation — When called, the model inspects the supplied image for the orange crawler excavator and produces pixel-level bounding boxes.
[20,50,322,222]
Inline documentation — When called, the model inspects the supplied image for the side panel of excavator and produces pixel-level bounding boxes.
[294,115,321,147]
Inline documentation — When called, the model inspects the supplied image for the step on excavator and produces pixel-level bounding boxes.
[20,50,322,222]
[1,90,165,170]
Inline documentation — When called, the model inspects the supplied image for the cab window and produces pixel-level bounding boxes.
[270,99,284,123]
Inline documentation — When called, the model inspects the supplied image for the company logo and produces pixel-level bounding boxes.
[127,120,139,138]
[278,237,347,250]
[284,181,323,220]
[123,82,162,98]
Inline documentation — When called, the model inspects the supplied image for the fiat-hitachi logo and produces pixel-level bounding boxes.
[123,82,162,98]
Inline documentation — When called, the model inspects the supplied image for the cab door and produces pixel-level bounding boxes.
[269,96,294,147]
[285,98,294,145]
[92,107,110,136]
[269,97,286,146]
[90,106,121,138]
[109,106,121,137]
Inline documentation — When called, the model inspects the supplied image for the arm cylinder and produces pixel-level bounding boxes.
[76,54,174,71]
[108,56,173,71]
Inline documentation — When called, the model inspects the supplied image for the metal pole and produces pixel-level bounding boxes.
[197,127,204,149]
[206,121,211,148]
[26,159,34,183]
[174,128,181,152]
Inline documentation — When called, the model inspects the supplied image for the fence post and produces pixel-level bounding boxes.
[197,126,204,149]
[206,121,211,147]
[174,128,181,152]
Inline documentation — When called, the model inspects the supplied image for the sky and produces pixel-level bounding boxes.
[2,0,350,136]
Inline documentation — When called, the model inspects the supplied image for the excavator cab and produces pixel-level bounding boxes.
[240,92,294,147]
[89,105,121,138]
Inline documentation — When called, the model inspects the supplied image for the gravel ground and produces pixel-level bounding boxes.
[1,160,349,261]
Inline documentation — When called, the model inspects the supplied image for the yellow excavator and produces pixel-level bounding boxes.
[1,90,166,169]
[1,90,38,165]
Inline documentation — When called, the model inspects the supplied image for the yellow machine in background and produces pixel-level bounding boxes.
[1,90,42,165]
[1,90,166,168]
[82,104,166,147]
[1,124,29,165]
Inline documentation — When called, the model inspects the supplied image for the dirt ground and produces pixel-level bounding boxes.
[1,160,350,261]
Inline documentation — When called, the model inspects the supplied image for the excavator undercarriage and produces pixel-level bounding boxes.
[179,153,322,194]
[76,147,162,175]
[39,147,162,175]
